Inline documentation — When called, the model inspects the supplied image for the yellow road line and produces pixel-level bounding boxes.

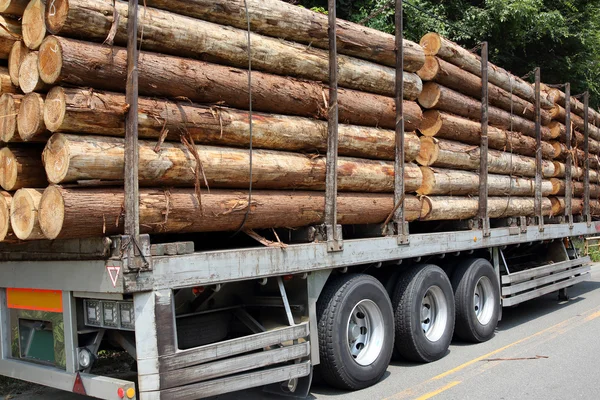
[414,381,462,400]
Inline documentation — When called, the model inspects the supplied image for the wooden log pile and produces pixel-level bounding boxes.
[1,0,600,243]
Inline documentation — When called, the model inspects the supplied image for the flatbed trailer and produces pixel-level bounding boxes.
[0,0,599,399]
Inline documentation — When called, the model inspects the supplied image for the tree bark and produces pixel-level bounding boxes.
[19,51,48,94]
[550,103,600,141]
[546,87,600,127]
[550,197,584,215]
[552,161,599,183]
[0,191,12,242]
[549,142,599,169]
[0,0,28,16]
[420,33,554,109]
[38,36,423,131]
[38,186,423,240]
[417,137,555,178]
[0,146,46,190]
[550,179,600,198]
[142,0,425,72]
[8,40,28,86]
[0,66,17,94]
[419,83,552,140]
[0,93,21,142]
[42,87,421,161]
[420,196,553,221]
[43,134,424,192]
[418,56,551,125]
[418,167,553,196]
[10,188,44,240]
[0,15,21,59]
[21,0,45,50]
[420,110,555,159]
[45,0,422,99]
[17,92,46,141]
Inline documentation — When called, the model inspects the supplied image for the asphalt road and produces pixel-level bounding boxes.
[6,264,600,400]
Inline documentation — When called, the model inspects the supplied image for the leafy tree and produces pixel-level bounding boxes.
[293,0,600,107]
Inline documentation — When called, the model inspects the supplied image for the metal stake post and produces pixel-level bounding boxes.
[324,0,342,251]
[583,92,591,226]
[534,68,544,232]
[124,0,140,268]
[564,84,573,227]
[479,42,490,236]
[394,0,408,244]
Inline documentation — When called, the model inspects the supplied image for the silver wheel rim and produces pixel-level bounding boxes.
[474,276,495,325]
[346,299,385,366]
[421,286,449,342]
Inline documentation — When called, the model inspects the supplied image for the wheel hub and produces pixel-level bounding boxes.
[420,286,449,342]
[346,300,385,366]
[474,276,495,325]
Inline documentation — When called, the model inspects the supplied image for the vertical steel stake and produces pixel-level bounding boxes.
[534,68,544,232]
[479,42,490,237]
[394,0,408,244]
[124,0,140,267]
[583,92,591,226]
[324,0,342,251]
[564,83,573,228]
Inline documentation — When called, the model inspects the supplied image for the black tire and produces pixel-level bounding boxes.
[317,274,394,390]
[452,258,500,343]
[392,264,455,363]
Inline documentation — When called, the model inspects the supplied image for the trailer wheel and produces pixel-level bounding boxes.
[392,264,455,363]
[317,274,394,390]
[452,258,500,343]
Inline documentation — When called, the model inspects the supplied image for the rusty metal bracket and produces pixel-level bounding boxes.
[479,42,490,237]
[564,83,574,229]
[534,68,544,232]
[583,92,591,227]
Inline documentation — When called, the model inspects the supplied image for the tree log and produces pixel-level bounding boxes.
[417,137,555,178]
[10,188,44,240]
[420,196,553,221]
[549,142,599,169]
[38,186,423,240]
[551,123,600,153]
[0,0,28,16]
[0,65,17,94]
[0,15,20,59]
[420,33,553,109]
[552,161,599,183]
[142,0,425,72]
[0,146,46,190]
[550,197,584,215]
[418,83,552,140]
[546,87,600,127]
[17,92,46,141]
[550,103,600,141]
[43,134,423,192]
[420,110,555,160]
[19,51,48,94]
[418,56,550,125]
[45,0,421,99]
[8,40,28,86]
[550,179,600,198]
[418,167,553,196]
[43,87,421,161]
[0,191,12,241]
[0,93,21,142]
[21,0,45,50]
[38,36,422,131]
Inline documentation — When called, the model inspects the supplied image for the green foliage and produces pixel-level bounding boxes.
[294,0,600,108]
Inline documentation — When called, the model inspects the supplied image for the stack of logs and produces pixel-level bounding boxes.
[0,0,598,243]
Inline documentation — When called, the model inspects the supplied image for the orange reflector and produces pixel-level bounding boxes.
[7,288,63,313]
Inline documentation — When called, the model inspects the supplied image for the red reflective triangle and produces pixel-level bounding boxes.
[73,372,87,395]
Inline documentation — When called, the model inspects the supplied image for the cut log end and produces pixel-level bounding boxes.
[419,110,443,136]
[38,36,62,85]
[0,147,18,190]
[18,51,41,94]
[418,82,441,109]
[17,92,44,141]
[550,178,562,196]
[10,188,43,240]
[0,191,11,241]
[42,133,70,184]
[416,166,434,195]
[22,0,46,50]
[416,56,440,81]
[44,0,69,34]
[548,121,562,139]
[419,33,442,56]
[0,0,11,11]
[416,136,439,166]
[0,93,19,142]
[43,86,65,132]
[550,197,562,215]
[420,197,432,219]
[550,142,563,159]
[39,184,64,240]
[8,40,28,87]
